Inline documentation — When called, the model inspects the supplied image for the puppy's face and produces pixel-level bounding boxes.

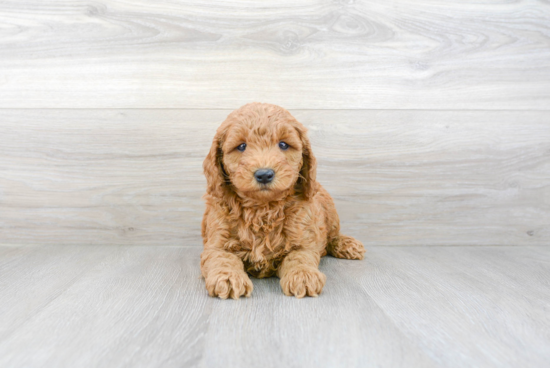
[222,118,304,201]
[204,103,316,202]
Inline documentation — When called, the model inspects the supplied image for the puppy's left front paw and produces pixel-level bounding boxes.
[280,267,327,298]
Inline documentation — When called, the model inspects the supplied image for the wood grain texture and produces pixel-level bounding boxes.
[0,0,549,109]
[1,109,549,246]
[355,246,550,367]
[0,245,549,368]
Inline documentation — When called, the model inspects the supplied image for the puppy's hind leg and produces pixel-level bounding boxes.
[320,189,366,259]
[318,185,366,260]
[327,235,366,260]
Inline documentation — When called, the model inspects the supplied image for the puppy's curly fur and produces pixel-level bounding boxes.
[201,103,365,299]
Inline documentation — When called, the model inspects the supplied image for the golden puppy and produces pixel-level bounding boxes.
[201,103,365,299]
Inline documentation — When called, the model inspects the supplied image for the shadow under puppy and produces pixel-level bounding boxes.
[201,103,365,299]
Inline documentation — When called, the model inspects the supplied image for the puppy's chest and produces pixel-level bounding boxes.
[226,215,295,278]
[230,220,289,255]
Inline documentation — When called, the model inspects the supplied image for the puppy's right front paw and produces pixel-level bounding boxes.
[205,269,253,299]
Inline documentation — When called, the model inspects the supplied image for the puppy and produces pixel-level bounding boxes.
[201,103,365,299]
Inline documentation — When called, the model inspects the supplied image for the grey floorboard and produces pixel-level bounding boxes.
[0,245,548,368]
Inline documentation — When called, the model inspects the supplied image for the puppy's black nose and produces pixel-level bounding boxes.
[254,169,275,184]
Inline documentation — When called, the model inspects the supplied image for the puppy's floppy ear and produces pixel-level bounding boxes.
[203,124,230,199]
[292,121,317,200]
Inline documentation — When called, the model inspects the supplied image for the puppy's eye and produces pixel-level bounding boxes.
[279,141,289,150]
[237,143,247,152]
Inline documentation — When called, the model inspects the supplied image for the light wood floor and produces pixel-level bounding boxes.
[0,244,548,368]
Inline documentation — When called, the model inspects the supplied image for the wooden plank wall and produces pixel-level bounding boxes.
[0,1,549,246]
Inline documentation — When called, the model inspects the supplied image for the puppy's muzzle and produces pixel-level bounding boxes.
[254,169,275,184]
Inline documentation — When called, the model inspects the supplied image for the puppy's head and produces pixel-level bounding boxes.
[204,103,316,202]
